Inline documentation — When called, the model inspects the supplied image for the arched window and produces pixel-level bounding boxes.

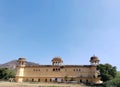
[53,68,55,71]
[76,69,78,71]
[73,69,75,71]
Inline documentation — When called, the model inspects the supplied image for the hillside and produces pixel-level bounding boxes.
[0,60,39,70]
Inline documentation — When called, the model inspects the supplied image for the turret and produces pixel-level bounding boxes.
[52,57,63,66]
[15,57,26,82]
[89,55,100,65]
[17,58,26,67]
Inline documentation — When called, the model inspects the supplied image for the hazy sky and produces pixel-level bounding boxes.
[0,0,120,70]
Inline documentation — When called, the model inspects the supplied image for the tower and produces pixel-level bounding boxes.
[52,57,63,66]
[15,58,26,82]
[89,55,100,65]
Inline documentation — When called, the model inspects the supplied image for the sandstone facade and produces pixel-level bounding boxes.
[15,56,102,84]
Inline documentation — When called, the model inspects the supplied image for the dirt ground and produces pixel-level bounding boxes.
[0,81,89,87]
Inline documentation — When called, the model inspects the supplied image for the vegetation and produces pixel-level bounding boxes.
[97,63,117,82]
[103,72,120,87]
[97,63,120,87]
[0,68,15,80]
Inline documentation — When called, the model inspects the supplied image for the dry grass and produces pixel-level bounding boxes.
[0,81,89,87]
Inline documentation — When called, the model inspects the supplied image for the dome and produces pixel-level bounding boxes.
[90,56,99,60]
[52,57,63,63]
[90,55,100,62]
[18,58,26,61]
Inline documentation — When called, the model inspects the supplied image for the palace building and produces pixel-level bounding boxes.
[15,56,102,84]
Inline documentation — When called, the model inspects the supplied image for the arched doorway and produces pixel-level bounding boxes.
[45,78,47,82]
[55,78,57,82]
[32,79,34,82]
[80,79,82,83]
[38,79,40,82]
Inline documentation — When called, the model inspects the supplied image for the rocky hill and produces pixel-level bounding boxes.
[0,60,39,70]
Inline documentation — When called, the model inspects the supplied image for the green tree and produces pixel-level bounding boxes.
[0,68,15,80]
[97,63,117,82]
[103,72,120,87]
